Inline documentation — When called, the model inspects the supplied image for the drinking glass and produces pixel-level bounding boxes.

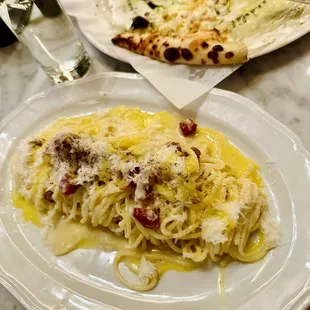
[0,0,91,83]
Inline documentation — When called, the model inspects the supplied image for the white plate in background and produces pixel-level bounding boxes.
[61,0,310,63]
[0,72,310,310]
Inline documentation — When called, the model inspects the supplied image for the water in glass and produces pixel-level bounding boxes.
[6,0,90,83]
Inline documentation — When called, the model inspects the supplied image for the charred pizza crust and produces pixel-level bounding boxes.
[112,28,247,65]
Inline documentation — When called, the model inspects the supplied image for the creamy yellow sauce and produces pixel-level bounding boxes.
[194,127,262,187]
[122,252,202,276]
[245,230,264,253]
[13,192,205,283]
[13,193,41,227]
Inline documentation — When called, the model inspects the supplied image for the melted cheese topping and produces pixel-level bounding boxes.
[202,217,228,244]
[95,0,230,35]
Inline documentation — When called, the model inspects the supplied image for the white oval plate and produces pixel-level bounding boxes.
[1,72,310,310]
[63,0,310,64]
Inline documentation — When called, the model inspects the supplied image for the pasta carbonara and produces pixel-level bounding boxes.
[11,106,280,291]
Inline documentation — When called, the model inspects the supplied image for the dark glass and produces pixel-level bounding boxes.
[0,18,17,47]
[34,0,61,17]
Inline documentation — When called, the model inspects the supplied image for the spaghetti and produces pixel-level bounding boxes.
[11,106,280,291]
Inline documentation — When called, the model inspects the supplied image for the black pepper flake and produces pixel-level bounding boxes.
[133,167,140,174]
[44,190,54,203]
[30,139,44,147]
[191,146,201,159]
[166,141,182,152]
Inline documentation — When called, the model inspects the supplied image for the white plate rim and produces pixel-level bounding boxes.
[1,72,310,310]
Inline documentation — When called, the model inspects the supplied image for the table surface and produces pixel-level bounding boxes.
[1,25,310,310]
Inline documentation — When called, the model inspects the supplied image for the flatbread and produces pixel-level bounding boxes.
[109,0,248,65]
[112,29,247,65]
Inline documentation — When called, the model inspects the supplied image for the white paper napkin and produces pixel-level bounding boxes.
[65,0,241,108]
[126,55,239,108]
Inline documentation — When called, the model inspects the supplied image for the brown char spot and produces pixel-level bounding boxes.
[212,45,224,52]
[111,36,135,48]
[130,42,137,51]
[155,51,160,57]
[213,28,220,35]
[152,44,157,50]
[208,51,219,64]
[147,1,157,9]
[201,42,208,48]
[164,47,180,62]
[150,50,154,56]
[163,42,169,47]
[195,48,198,52]
[201,59,206,64]
[225,52,234,59]
[131,16,150,30]
[181,48,193,61]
